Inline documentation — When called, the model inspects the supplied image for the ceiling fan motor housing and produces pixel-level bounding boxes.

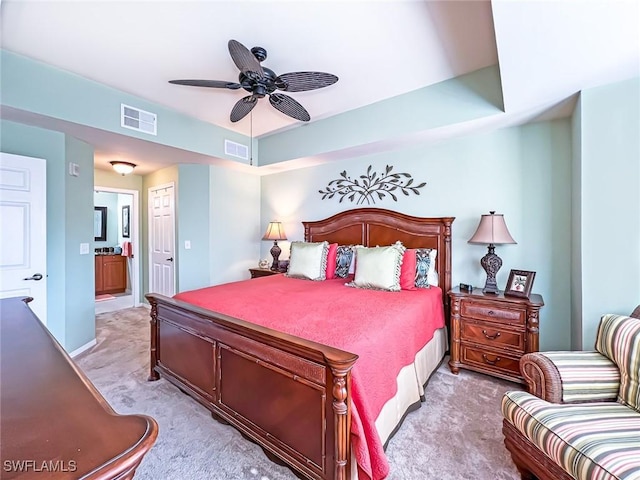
[239,67,278,98]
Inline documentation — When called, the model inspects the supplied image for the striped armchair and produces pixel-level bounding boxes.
[502,308,640,480]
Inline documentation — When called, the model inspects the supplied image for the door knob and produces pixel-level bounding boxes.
[23,273,43,281]
[166,257,174,262]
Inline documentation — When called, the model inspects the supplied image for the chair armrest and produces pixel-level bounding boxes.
[520,351,620,403]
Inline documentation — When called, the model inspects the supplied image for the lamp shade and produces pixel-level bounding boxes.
[468,211,516,245]
[262,221,287,241]
[110,161,136,175]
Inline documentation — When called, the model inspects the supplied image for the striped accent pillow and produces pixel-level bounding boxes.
[502,391,640,480]
[541,351,620,403]
[596,314,640,412]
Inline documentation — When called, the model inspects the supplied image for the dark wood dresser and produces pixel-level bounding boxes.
[448,287,544,384]
[0,297,157,479]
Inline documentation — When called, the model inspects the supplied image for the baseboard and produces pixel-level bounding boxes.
[69,339,97,358]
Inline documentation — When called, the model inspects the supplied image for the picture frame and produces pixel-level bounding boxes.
[122,205,130,238]
[94,206,107,242]
[504,269,536,298]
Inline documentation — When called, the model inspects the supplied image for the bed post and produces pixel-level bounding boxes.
[442,218,453,326]
[147,296,160,381]
[328,359,355,480]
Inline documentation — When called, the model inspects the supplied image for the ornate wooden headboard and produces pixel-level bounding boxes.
[303,208,455,307]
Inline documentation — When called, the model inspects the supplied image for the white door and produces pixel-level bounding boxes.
[149,183,175,296]
[0,153,47,324]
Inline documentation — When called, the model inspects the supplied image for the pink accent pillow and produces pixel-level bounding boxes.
[399,249,417,290]
[325,243,338,279]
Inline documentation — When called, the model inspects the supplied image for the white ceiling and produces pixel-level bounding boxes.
[1,0,638,175]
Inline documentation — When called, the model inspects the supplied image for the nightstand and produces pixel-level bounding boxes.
[249,268,282,279]
[448,287,544,384]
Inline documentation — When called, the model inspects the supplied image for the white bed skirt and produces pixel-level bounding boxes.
[350,326,448,478]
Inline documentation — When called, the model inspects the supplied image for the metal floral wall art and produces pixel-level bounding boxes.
[319,165,426,205]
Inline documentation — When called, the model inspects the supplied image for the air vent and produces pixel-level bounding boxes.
[121,104,157,135]
[224,139,249,161]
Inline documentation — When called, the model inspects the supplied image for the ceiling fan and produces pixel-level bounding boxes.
[169,39,338,123]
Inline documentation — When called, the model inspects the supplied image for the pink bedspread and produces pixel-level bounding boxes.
[174,275,445,479]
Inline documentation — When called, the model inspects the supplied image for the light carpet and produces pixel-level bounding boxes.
[76,307,522,480]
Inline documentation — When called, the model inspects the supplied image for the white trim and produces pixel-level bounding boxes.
[69,338,97,358]
[94,186,141,307]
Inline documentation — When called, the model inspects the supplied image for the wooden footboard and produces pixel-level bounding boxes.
[146,293,358,480]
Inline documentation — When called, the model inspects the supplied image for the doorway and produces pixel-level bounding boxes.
[94,186,140,314]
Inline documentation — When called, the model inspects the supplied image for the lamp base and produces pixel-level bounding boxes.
[480,244,502,294]
[270,241,281,271]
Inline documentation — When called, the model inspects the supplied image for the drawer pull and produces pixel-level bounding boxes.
[482,354,501,365]
[482,330,501,340]
[487,310,495,316]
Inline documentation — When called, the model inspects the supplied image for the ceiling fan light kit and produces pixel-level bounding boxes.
[110,161,136,175]
[169,39,338,123]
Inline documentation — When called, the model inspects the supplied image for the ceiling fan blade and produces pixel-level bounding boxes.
[230,95,258,123]
[228,39,264,79]
[269,93,310,122]
[275,72,338,92]
[169,79,242,89]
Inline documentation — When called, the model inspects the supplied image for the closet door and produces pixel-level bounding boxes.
[0,153,47,325]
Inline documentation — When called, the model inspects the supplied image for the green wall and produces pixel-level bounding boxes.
[64,136,95,350]
[258,65,504,165]
[1,120,95,352]
[571,97,583,349]
[209,165,261,284]
[140,164,261,297]
[261,119,573,350]
[176,164,211,292]
[575,77,640,347]
[1,50,249,166]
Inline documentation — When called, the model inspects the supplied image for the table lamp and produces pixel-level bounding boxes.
[468,211,516,294]
[262,221,287,271]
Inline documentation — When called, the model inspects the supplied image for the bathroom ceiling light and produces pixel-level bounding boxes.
[110,161,136,175]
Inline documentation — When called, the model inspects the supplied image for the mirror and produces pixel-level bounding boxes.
[94,206,107,241]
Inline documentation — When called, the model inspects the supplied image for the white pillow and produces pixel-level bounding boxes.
[286,241,329,281]
[427,249,438,286]
[348,241,406,291]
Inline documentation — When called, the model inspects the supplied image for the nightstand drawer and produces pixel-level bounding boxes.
[461,345,521,378]
[461,302,525,325]
[460,321,525,352]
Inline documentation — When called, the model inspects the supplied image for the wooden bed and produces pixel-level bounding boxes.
[146,208,454,480]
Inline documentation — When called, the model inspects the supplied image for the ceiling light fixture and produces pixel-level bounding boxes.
[110,161,136,176]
